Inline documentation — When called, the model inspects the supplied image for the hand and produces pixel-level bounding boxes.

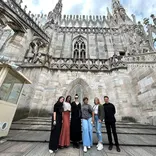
[91,120,94,124]
[53,121,56,125]
[99,119,102,123]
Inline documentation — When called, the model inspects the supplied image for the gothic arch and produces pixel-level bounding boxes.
[62,78,94,103]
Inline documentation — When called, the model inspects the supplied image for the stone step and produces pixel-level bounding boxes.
[7,130,156,147]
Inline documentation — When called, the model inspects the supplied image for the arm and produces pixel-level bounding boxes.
[89,105,94,123]
[92,112,94,123]
[53,112,56,121]
[98,105,105,122]
[53,104,57,125]
[113,104,116,114]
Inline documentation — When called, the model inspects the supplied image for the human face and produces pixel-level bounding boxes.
[94,98,99,105]
[104,97,109,103]
[67,96,71,102]
[60,97,64,103]
[84,99,88,104]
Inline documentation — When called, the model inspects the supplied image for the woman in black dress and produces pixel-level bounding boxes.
[49,96,64,154]
[70,94,82,148]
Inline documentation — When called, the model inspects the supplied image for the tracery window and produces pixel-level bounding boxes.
[73,36,86,59]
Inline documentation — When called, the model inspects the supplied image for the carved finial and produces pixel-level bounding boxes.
[16,0,23,6]
[31,14,34,19]
[151,14,156,25]
[131,14,136,24]
[28,11,31,16]
[143,18,149,25]
[24,5,27,12]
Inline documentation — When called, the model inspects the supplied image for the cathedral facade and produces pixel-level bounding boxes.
[0,0,156,124]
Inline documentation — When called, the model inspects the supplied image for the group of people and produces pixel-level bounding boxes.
[49,94,121,154]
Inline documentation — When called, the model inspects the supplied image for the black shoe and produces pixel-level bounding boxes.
[59,146,64,149]
[73,143,76,148]
[108,145,113,150]
[75,143,80,149]
[116,146,121,152]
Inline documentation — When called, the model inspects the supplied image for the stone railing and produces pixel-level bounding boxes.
[0,0,50,42]
[20,54,127,72]
[123,52,156,69]
[124,52,156,64]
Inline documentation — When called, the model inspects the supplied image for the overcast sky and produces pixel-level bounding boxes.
[22,0,156,22]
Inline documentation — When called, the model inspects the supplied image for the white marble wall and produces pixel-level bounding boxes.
[19,68,139,121]
[128,67,156,125]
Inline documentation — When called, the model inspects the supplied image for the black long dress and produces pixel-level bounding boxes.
[49,102,63,151]
[70,102,82,143]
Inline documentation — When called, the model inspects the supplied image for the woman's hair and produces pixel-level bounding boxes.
[66,95,71,103]
[94,97,100,104]
[83,97,88,102]
[75,94,79,99]
[57,96,64,103]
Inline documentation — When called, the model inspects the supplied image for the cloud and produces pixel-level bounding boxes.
[22,0,156,22]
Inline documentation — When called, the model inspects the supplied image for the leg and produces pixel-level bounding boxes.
[88,118,93,147]
[105,123,113,145]
[82,119,90,146]
[94,115,99,139]
[97,120,103,143]
[111,122,119,146]
[97,120,103,151]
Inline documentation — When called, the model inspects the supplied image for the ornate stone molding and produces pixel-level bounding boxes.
[21,54,127,72]
[58,27,119,34]
[124,52,156,64]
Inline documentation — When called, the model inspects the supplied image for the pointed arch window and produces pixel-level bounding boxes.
[73,36,86,59]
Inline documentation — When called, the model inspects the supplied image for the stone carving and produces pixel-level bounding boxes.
[0,0,50,42]
[24,39,47,64]
[143,17,156,51]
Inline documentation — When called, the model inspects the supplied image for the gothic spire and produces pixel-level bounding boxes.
[47,0,63,24]
[111,0,133,24]
[112,0,121,14]
[53,0,63,15]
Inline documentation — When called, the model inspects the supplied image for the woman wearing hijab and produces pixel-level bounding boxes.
[70,94,82,148]
[93,97,104,151]
[59,95,71,148]
[49,96,64,154]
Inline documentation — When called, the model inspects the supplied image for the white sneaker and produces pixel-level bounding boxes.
[83,146,87,152]
[49,150,53,154]
[87,146,91,149]
[96,142,100,148]
[97,143,104,151]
